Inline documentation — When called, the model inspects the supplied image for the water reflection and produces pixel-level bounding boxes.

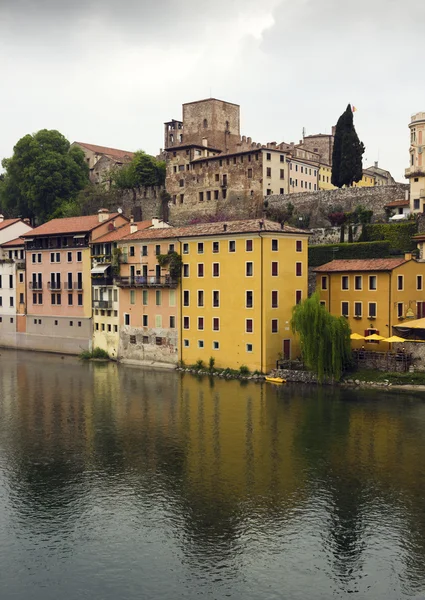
[0,349,425,599]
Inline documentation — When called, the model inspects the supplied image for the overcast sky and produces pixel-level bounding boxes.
[1,0,424,181]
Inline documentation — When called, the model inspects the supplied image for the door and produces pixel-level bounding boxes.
[155,264,161,283]
[142,265,148,280]
[130,265,135,284]
[417,302,425,319]
[283,339,291,360]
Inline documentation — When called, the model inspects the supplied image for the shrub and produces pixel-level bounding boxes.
[208,356,215,371]
[359,222,417,252]
[239,365,250,376]
[91,347,109,359]
[195,359,205,370]
[309,241,391,268]
[79,350,92,360]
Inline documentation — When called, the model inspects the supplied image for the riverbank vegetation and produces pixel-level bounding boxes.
[79,348,109,360]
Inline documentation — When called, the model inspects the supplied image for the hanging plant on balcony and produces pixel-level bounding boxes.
[111,247,122,276]
[156,251,182,281]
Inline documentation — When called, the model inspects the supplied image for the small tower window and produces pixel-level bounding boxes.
[203,118,208,129]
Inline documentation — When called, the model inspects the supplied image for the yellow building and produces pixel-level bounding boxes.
[318,164,333,190]
[352,173,376,188]
[315,256,425,350]
[178,219,309,372]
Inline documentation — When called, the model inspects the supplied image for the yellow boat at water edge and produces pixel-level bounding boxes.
[265,376,286,384]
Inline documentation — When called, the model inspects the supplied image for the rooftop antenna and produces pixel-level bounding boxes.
[302,127,306,139]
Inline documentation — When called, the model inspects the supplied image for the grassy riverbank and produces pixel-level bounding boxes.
[348,369,425,386]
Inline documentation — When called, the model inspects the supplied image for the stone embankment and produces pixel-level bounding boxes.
[176,366,264,381]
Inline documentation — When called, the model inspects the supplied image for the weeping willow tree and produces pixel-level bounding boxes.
[291,293,352,383]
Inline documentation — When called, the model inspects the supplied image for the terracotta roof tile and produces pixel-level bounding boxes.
[0,218,21,231]
[314,258,407,273]
[384,200,409,207]
[123,219,308,242]
[21,213,121,237]
[75,142,134,162]
[0,236,25,247]
[93,220,155,243]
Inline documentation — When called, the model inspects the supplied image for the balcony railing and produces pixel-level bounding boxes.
[91,277,114,287]
[93,299,113,309]
[64,282,84,291]
[115,275,178,288]
[48,282,62,290]
[29,282,43,290]
[16,262,26,270]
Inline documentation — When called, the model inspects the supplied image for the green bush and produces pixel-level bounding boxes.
[79,350,92,360]
[309,241,391,267]
[239,365,250,376]
[208,356,215,371]
[359,222,417,252]
[79,348,109,360]
[195,359,204,370]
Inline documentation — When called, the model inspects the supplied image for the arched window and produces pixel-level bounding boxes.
[203,118,208,129]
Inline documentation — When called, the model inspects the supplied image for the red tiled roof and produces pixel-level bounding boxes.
[123,219,308,242]
[314,258,407,273]
[94,220,155,243]
[75,142,134,162]
[384,200,409,207]
[0,218,20,231]
[0,236,25,247]
[21,213,121,237]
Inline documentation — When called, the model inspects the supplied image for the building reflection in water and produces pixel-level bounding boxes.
[1,350,425,597]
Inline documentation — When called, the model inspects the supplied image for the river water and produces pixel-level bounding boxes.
[1,349,425,599]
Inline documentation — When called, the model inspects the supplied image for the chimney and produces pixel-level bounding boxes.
[98,208,109,223]
[130,223,138,234]
[130,215,134,223]
[23,218,31,225]
[405,253,412,261]
[375,161,378,168]
[0,215,4,223]
[223,224,227,232]
[152,218,160,227]
[281,222,284,230]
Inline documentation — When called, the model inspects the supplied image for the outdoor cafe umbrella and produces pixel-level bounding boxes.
[364,333,386,341]
[350,333,365,340]
[383,335,406,343]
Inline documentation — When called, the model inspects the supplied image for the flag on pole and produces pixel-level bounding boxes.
[352,106,357,112]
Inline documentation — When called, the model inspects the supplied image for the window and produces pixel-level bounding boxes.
[213,263,220,277]
[246,239,253,252]
[212,241,219,253]
[38,293,43,304]
[19,293,24,304]
[78,294,83,306]
[248,168,252,178]
[69,321,74,327]
[142,314,148,327]
[369,276,377,291]
[183,290,190,307]
[213,341,219,350]
[280,169,284,179]
[246,344,253,353]
[155,315,162,328]
[183,316,189,329]
[77,251,82,262]
[342,276,349,290]
[9,274,13,288]
[271,262,278,277]
[342,302,349,317]
[179,179,184,188]
[368,302,377,318]
[114,325,118,333]
[142,245,148,256]
[296,262,302,277]
[271,319,278,333]
[214,190,219,200]
[197,290,204,307]
[124,314,130,326]
[197,340,204,349]
[213,290,219,307]
[296,290,302,305]
[183,339,189,347]
[19,273,24,283]
[414,199,420,210]
[199,191,204,202]
[246,319,253,333]
[169,289,176,307]
[183,243,189,254]
[397,275,404,291]
[9,297,14,307]
[183,264,189,277]
[266,153,271,161]
[198,264,204,277]
[272,239,278,251]
[10,317,13,324]
[129,246,135,257]
[38,253,42,263]
[296,240,302,252]
[272,290,278,308]
[198,317,204,330]
[142,335,149,344]
[246,291,253,308]
[155,290,162,306]
[354,302,362,317]
[155,245,161,256]
[246,262,253,276]
[142,290,148,305]
[229,241,236,253]
[213,318,220,331]
[266,167,271,177]
[198,242,204,254]
[50,252,55,263]
[397,303,404,318]
[418,275,423,291]
[355,276,362,290]
[170,316,175,328]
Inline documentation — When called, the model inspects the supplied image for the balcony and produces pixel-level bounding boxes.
[93,299,113,309]
[64,282,83,291]
[48,282,62,290]
[91,277,114,287]
[29,282,43,290]
[405,166,425,178]
[16,262,25,270]
[115,275,178,288]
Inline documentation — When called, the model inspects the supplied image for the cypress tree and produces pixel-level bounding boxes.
[331,104,365,188]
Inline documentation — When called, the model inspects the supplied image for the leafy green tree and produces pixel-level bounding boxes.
[112,151,165,191]
[331,105,365,188]
[1,130,89,222]
[291,293,352,382]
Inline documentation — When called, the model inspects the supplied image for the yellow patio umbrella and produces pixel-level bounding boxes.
[383,335,406,343]
[350,333,365,340]
[364,333,386,341]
